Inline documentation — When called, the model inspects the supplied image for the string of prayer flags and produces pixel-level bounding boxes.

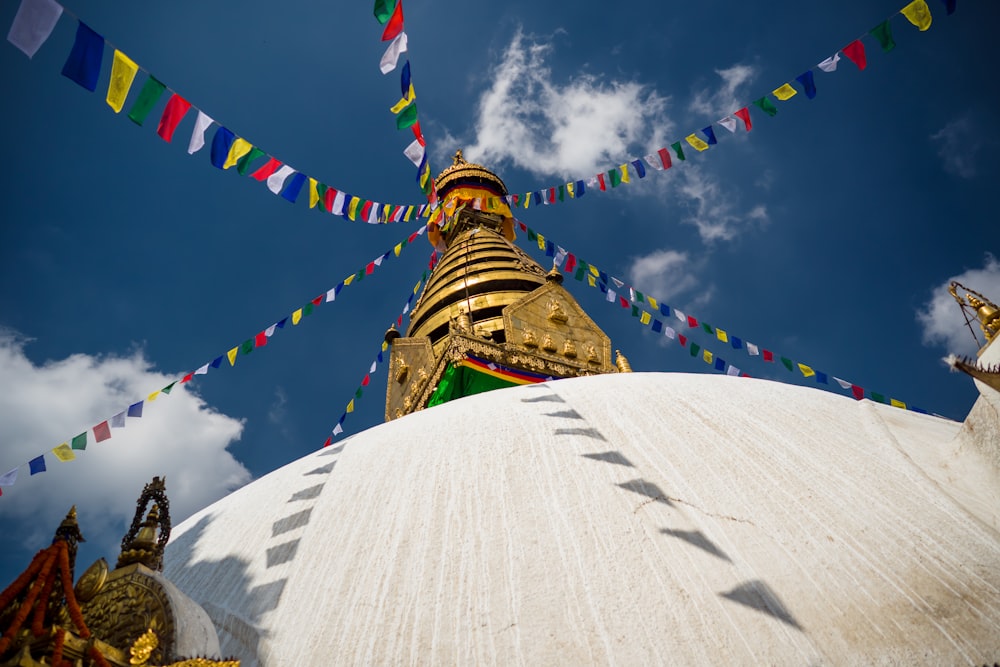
[326,272,428,443]
[517,219,926,414]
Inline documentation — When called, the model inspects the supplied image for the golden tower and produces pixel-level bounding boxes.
[384,151,621,420]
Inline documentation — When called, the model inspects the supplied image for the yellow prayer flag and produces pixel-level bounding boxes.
[773,83,797,101]
[798,363,816,378]
[107,50,139,113]
[413,281,422,294]
[394,243,403,257]
[524,193,531,208]
[348,197,360,220]
[346,399,355,414]
[52,443,75,462]
[647,296,659,310]
[620,164,630,183]
[685,134,710,152]
[703,350,713,364]
[403,206,414,221]
[148,391,160,402]
[901,0,932,31]
[537,234,546,250]
[589,265,600,277]
[308,178,320,208]
[587,274,596,287]
[716,328,729,343]
[227,347,239,364]
[640,311,651,325]
[383,204,392,220]
[291,310,303,326]
[390,84,416,113]
[567,182,575,198]
[381,341,389,352]
[223,138,253,170]
[343,274,355,286]
[890,398,907,409]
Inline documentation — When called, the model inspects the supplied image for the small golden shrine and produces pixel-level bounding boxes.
[0,478,237,667]
[385,151,629,420]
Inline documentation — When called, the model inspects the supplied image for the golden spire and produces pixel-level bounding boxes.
[615,350,633,373]
[949,282,1000,348]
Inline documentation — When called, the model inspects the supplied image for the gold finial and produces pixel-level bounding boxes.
[949,281,1000,347]
[384,324,401,346]
[546,266,564,285]
[130,628,159,665]
[118,477,171,571]
[452,149,465,166]
[615,350,633,373]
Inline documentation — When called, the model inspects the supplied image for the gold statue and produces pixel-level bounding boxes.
[541,335,557,352]
[547,299,569,324]
[563,340,577,358]
[394,359,410,384]
[522,329,538,348]
[586,343,600,365]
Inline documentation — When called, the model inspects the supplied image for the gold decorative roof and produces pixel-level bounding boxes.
[435,150,508,197]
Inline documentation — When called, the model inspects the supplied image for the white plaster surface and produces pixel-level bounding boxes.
[164,373,1000,666]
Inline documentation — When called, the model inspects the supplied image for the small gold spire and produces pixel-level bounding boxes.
[452,149,465,165]
[615,350,633,373]
[384,324,401,346]
[545,266,564,285]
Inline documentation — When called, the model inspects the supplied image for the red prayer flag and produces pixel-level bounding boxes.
[518,221,527,232]
[93,421,111,443]
[851,384,865,400]
[411,121,425,146]
[687,315,698,328]
[181,373,194,383]
[365,261,375,275]
[156,94,192,143]
[657,147,672,169]
[311,295,323,306]
[407,231,419,243]
[842,40,867,70]
[763,350,774,362]
[619,296,629,308]
[678,334,688,347]
[734,107,752,132]
[564,253,577,273]
[547,188,556,203]
[324,187,336,212]
[255,331,268,347]
[381,0,404,40]
[250,157,282,181]
[323,436,332,448]
[361,374,371,387]
[360,200,373,221]
[597,173,607,191]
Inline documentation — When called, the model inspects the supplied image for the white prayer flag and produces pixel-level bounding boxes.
[817,53,841,72]
[833,376,853,390]
[379,31,408,74]
[367,206,379,224]
[403,139,425,166]
[374,256,384,267]
[0,467,19,486]
[606,289,616,302]
[392,207,405,222]
[369,361,377,374]
[195,363,210,375]
[665,327,677,340]
[267,165,295,194]
[674,309,686,322]
[110,411,126,428]
[7,0,63,58]
[644,154,664,171]
[554,247,567,268]
[332,423,344,436]
[402,302,410,314]
[611,277,624,289]
[265,324,277,337]
[747,342,760,356]
[332,191,346,216]
[727,366,740,376]
[187,111,214,154]
[717,116,738,133]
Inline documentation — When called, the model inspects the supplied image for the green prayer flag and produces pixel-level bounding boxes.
[396,100,418,130]
[702,322,713,334]
[671,142,686,161]
[161,381,177,395]
[355,387,363,399]
[373,0,396,24]
[241,339,254,355]
[609,169,621,188]
[690,343,701,357]
[71,433,87,451]
[871,392,886,404]
[635,291,644,303]
[870,21,895,52]
[631,305,639,317]
[780,357,794,372]
[527,229,538,242]
[574,266,586,281]
[558,185,565,201]
[355,270,364,282]
[753,96,778,117]
[128,76,167,126]
[303,303,314,316]
[237,146,266,175]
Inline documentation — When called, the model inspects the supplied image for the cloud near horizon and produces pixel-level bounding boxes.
[0,331,250,556]
[917,254,1000,356]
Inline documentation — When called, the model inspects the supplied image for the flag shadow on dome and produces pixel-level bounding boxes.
[721,580,803,630]
[659,528,731,562]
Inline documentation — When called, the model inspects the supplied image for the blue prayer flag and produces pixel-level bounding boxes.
[210,356,224,369]
[575,180,586,197]
[281,172,308,203]
[545,240,555,257]
[796,70,817,100]
[127,401,143,418]
[651,319,663,333]
[210,127,236,169]
[532,191,542,206]
[29,455,46,475]
[276,317,288,329]
[701,126,718,145]
[400,61,411,96]
[659,303,671,317]
[714,358,726,371]
[61,22,104,92]
[816,371,829,384]
[731,336,743,350]
[630,159,646,178]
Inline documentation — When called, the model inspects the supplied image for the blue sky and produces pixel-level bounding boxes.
[1,0,997,585]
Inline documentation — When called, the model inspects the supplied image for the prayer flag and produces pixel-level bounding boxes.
[890,398,906,409]
[396,100,418,129]
[717,116,738,133]
[128,401,143,417]
[71,432,87,450]
[773,83,797,100]
[685,133,710,151]
[753,96,778,117]
[687,315,698,328]
[52,443,75,462]
[210,126,236,169]
[110,411,125,428]
[8,0,63,58]
[851,385,864,400]
[872,392,887,405]
[901,0,933,30]
[404,138,424,166]
[665,327,677,340]
[701,126,718,145]
[734,107,752,131]
[255,331,268,348]
[226,347,238,366]
[93,420,111,442]
[817,53,841,72]
[796,70,817,99]
[702,322,714,334]
[106,50,138,113]
[29,456,46,475]
[620,164,630,183]
[597,173,607,191]
[373,0,396,24]
[0,468,18,486]
[61,21,103,91]
[156,94,191,142]
[631,159,646,178]
[657,147,672,169]
[816,371,828,384]
[240,339,254,356]
[333,422,344,436]
[380,31,408,74]
[652,319,663,333]
[870,20,895,52]
[640,311,651,325]
[223,138,253,169]
[309,178,320,208]
[266,165,295,194]
[716,328,728,343]
[833,377,852,390]
[727,365,741,376]
[714,357,726,371]
[842,40,867,70]
[671,142,686,160]
[762,349,773,361]
[390,84,416,113]
[381,0,404,41]
[148,391,160,402]
[660,303,670,317]
[731,336,742,349]
[400,60,411,95]
[690,343,700,357]
[704,350,713,364]
[187,111,214,154]
[798,363,816,378]
[237,146,266,176]
[127,76,166,126]
[747,342,759,356]
[346,399,355,414]
[291,309,303,325]
[780,357,794,371]
[161,381,177,395]
[609,169,621,188]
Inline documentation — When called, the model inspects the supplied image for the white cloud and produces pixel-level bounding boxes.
[673,166,769,243]
[917,254,1000,355]
[689,64,757,119]
[628,249,699,304]
[930,116,980,179]
[462,30,672,178]
[0,331,250,553]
